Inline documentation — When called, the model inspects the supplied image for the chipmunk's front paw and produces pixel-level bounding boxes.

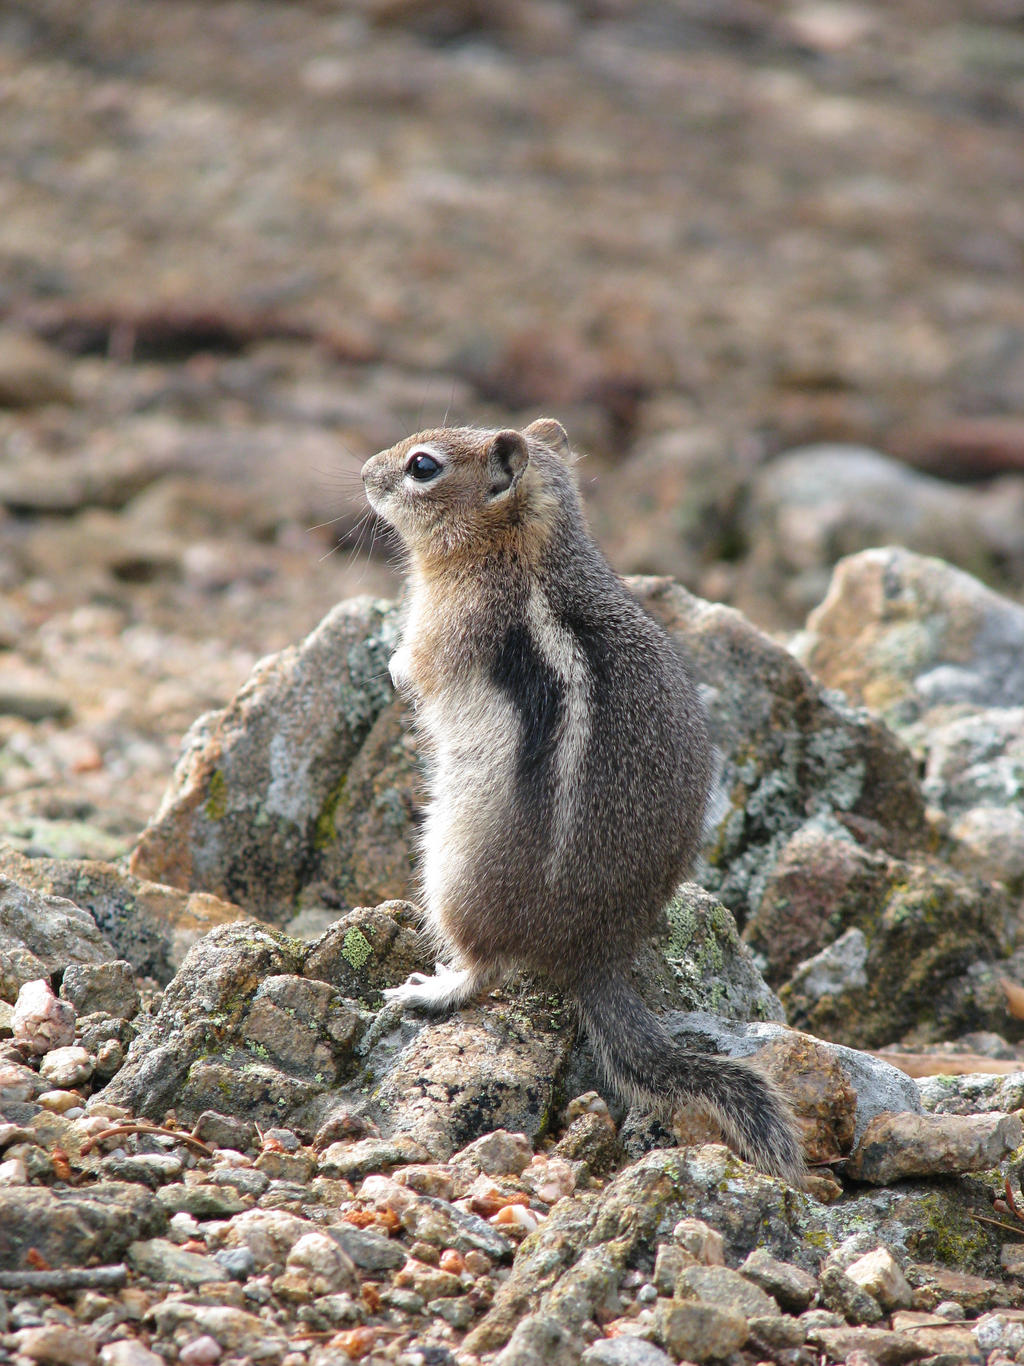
[382,963,467,1015]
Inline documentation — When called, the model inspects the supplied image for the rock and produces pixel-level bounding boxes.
[671,1218,725,1265]
[740,1248,819,1312]
[632,577,926,924]
[100,1341,166,1366]
[737,445,1024,624]
[38,1044,94,1088]
[12,979,76,1054]
[846,1109,1024,1184]
[808,1325,927,1365]
[12,1325,97,1366]
[0,329,73,409]
[192,1110,257,1151]
[467,1145,817,1356]
[303,901,429,1002]
[582,1340,675,1366]
[676,1262,777,1317]
[635,883,785,1022]
[97,921,313,1123]
[845,1247,914,1312]
[0,666,72,721]
[652,1011,921,1150]
[0,876,114,1001]
[327,1223,405,1271]
[917,1070,1024,1116]
[793,547,1024,730]
[373,995,576,1159]
[762,825,1013,1049]
[282,1230,359,1296]
[60,962,139,1019]
[0,1181,167,1269]
[401,1193,515,1261]
[923,707,1024,817]
[146,1302,287,1363]
[0,848,249,985]
[588,427,751,587]
[127,1237,227,1285]
[451,1128,533,1178]
[208,1207,317,1273]
[319,1135,430,1180]
[0,1059,47,1104]
[552,1109,622,1176]
[656,1300,748,1362]
[948,805,1024,894]
[819,1262,884,1324]
[129,597,401,918]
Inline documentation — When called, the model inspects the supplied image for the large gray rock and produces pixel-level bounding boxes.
[130,597,401,918]
[0,875,113,1002]
[633,578,926,924]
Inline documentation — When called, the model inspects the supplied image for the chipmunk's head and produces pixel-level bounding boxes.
[361,418,576,562]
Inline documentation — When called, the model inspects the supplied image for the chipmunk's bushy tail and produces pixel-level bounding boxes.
[576,973,804,1187]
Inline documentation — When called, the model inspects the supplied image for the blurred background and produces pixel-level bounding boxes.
[1,0,1023,848]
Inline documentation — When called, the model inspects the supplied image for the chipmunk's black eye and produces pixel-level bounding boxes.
[406,451,442,482]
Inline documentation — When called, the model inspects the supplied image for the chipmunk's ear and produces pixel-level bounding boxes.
[525,417,572,461]
[486,430,529,498]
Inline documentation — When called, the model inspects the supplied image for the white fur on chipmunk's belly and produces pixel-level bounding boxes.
[416,674,520,938]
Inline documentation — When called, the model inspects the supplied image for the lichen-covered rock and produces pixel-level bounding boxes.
[129,597,401,918]
[0,875,113,1002]
[636,883,784,1022]
[302,901,429,1003]
[750,821,1014,1049]
[632,577,927,925]
[922,707,1024,817]
[98,921,311,1122]
[0,847,248,985]
[468,1144,818,1356]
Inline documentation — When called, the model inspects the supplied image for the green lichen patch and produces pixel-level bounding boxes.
[342,926,373,970]
[205,769,228,822]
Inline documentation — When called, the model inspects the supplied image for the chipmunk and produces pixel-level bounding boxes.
[361,419,803,1184]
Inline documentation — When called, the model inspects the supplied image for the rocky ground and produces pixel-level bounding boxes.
[4,1,1024,1364]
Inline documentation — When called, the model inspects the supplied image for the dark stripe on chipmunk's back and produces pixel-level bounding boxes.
[490,622,563,804]
[556,604,615,687]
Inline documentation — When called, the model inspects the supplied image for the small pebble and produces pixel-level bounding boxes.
[490,1203,541,1234]
[935,1300,966,1320]
[0,1156,27,1184]
[179,1335,222,1365]
[100,1341,167,1366]
[636,1283,658,1304]
[37,1089,83,1114]
[12,980,76,1055]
